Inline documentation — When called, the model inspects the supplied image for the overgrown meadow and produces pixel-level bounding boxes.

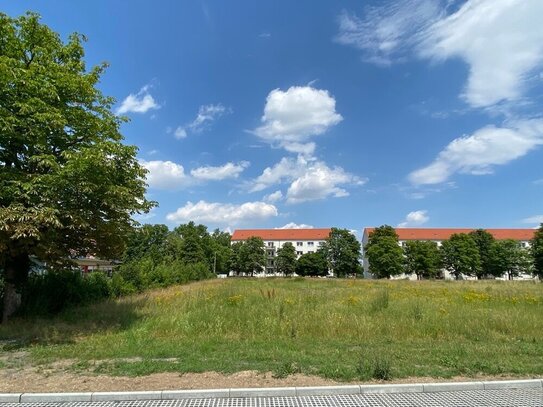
[1,278,542,381]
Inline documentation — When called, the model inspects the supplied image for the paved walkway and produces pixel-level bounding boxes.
[0,389,542,407]
[1,381,542,407]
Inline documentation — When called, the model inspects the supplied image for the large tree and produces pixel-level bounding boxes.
[364,225,403,279]
[295,251,328,277]
[0,13,153,322]
[403,240,441,280]
[531,224,543,279]
[440,234,481,280]
[490,239,532,280]
[468,229,496,278]
[321,228,362,277]
[275,242,296,276]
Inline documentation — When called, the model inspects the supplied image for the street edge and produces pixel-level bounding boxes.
[0,379,541,403]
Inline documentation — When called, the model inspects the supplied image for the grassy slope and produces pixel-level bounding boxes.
[1,278,542,380]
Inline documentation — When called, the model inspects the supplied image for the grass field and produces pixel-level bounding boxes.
[1,278,542,381]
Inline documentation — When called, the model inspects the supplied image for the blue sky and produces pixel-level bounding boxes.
[4,0,543,234]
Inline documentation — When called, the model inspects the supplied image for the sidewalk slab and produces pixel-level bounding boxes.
[230,387,296,398]
[360,383,424,394]
[423,382,484,393]
[0,394,21,403]
[162,389,230,399]
[20,393,92,403]
[91,391,162,401]
[483,379,542,390]
[295,385,360,396]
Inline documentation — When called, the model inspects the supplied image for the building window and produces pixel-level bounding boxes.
[296,251,303,256]
[308,242,314,246]
[267,250,274,256]
[267,242,274,247]
[318,241,323,246]
[297,242,303,246]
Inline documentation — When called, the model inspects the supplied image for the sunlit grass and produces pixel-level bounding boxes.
[1,278,542,380]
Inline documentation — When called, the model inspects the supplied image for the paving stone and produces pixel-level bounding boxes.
[359,383,424,393]
[483,379,542,390]
[20,393,92,402]
[423,381,484,392]
[161,389,230,399]
[0,394,21,403]
[91,391,161,401]
[230,387,296,397]
[295,385,360,396]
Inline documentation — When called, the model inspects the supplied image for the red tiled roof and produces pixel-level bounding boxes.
[232,228,332,241]
[363,228,535,241]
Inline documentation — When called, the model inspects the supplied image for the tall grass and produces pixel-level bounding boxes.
[1,278,542,381]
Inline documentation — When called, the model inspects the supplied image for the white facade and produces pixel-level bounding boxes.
[231,228,331,276]
[362,228,535,281]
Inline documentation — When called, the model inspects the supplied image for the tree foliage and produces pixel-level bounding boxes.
[440,233,481,280]
[490,239,531,280]
[229,237,266,276]
[468,229,496,278]
[0,13,153,322]
[403,240,441,279]
[321,228,361,277]
[295,251,328,277]
[531,224,543,279]
[364,225,403,279]
[275,242,296,276]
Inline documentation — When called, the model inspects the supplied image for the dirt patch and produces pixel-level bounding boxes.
[0,370,341,392]
[0,365,537,393]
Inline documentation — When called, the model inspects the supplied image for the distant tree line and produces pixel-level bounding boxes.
[228,227,362,277]
[365,225,543,280]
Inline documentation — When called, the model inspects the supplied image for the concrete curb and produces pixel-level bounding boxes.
[1,379,541,403]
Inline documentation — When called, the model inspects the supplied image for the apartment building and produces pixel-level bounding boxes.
[231,228,331,275]
[362,228,535,280]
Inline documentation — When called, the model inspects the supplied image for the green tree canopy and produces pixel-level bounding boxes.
[468,229,496,278]
[490,239,532,280]
[530,224,543,279]
[364,225,403,279]
[440,234,481,280]
[321,228,361,277]
[0,13,153,322]
[275,242,296,276]
[229,237,266,276]
[403,240,441,279]
[295,251,328,277]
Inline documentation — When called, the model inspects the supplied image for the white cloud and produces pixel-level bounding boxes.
[250,155,365,203]
[141,160,191,190]
[420,0,543,108]
[338,0,543,109]
[174,127,187,139]
[409,119,543,184]
[336,0,443,65]
[398,210,429,227]
[116,85,160,114]
[166,200,278,225]
[250,156,308,192]
[175,104,228,139]
[277,223,314,229]
[263,190,283,203]
[522,215,543,225]
[190,161,250,181]
[286,162,365,204]
[253,86,343,153]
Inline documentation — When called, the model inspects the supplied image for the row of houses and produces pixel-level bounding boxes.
[232,227,537,280]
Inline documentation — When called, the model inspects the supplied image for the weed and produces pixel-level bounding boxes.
[357,352,393,381]
[370,289,389,312]
[272,361,301,378]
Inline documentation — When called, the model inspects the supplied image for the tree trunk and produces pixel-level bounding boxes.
[1,253,30,324]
